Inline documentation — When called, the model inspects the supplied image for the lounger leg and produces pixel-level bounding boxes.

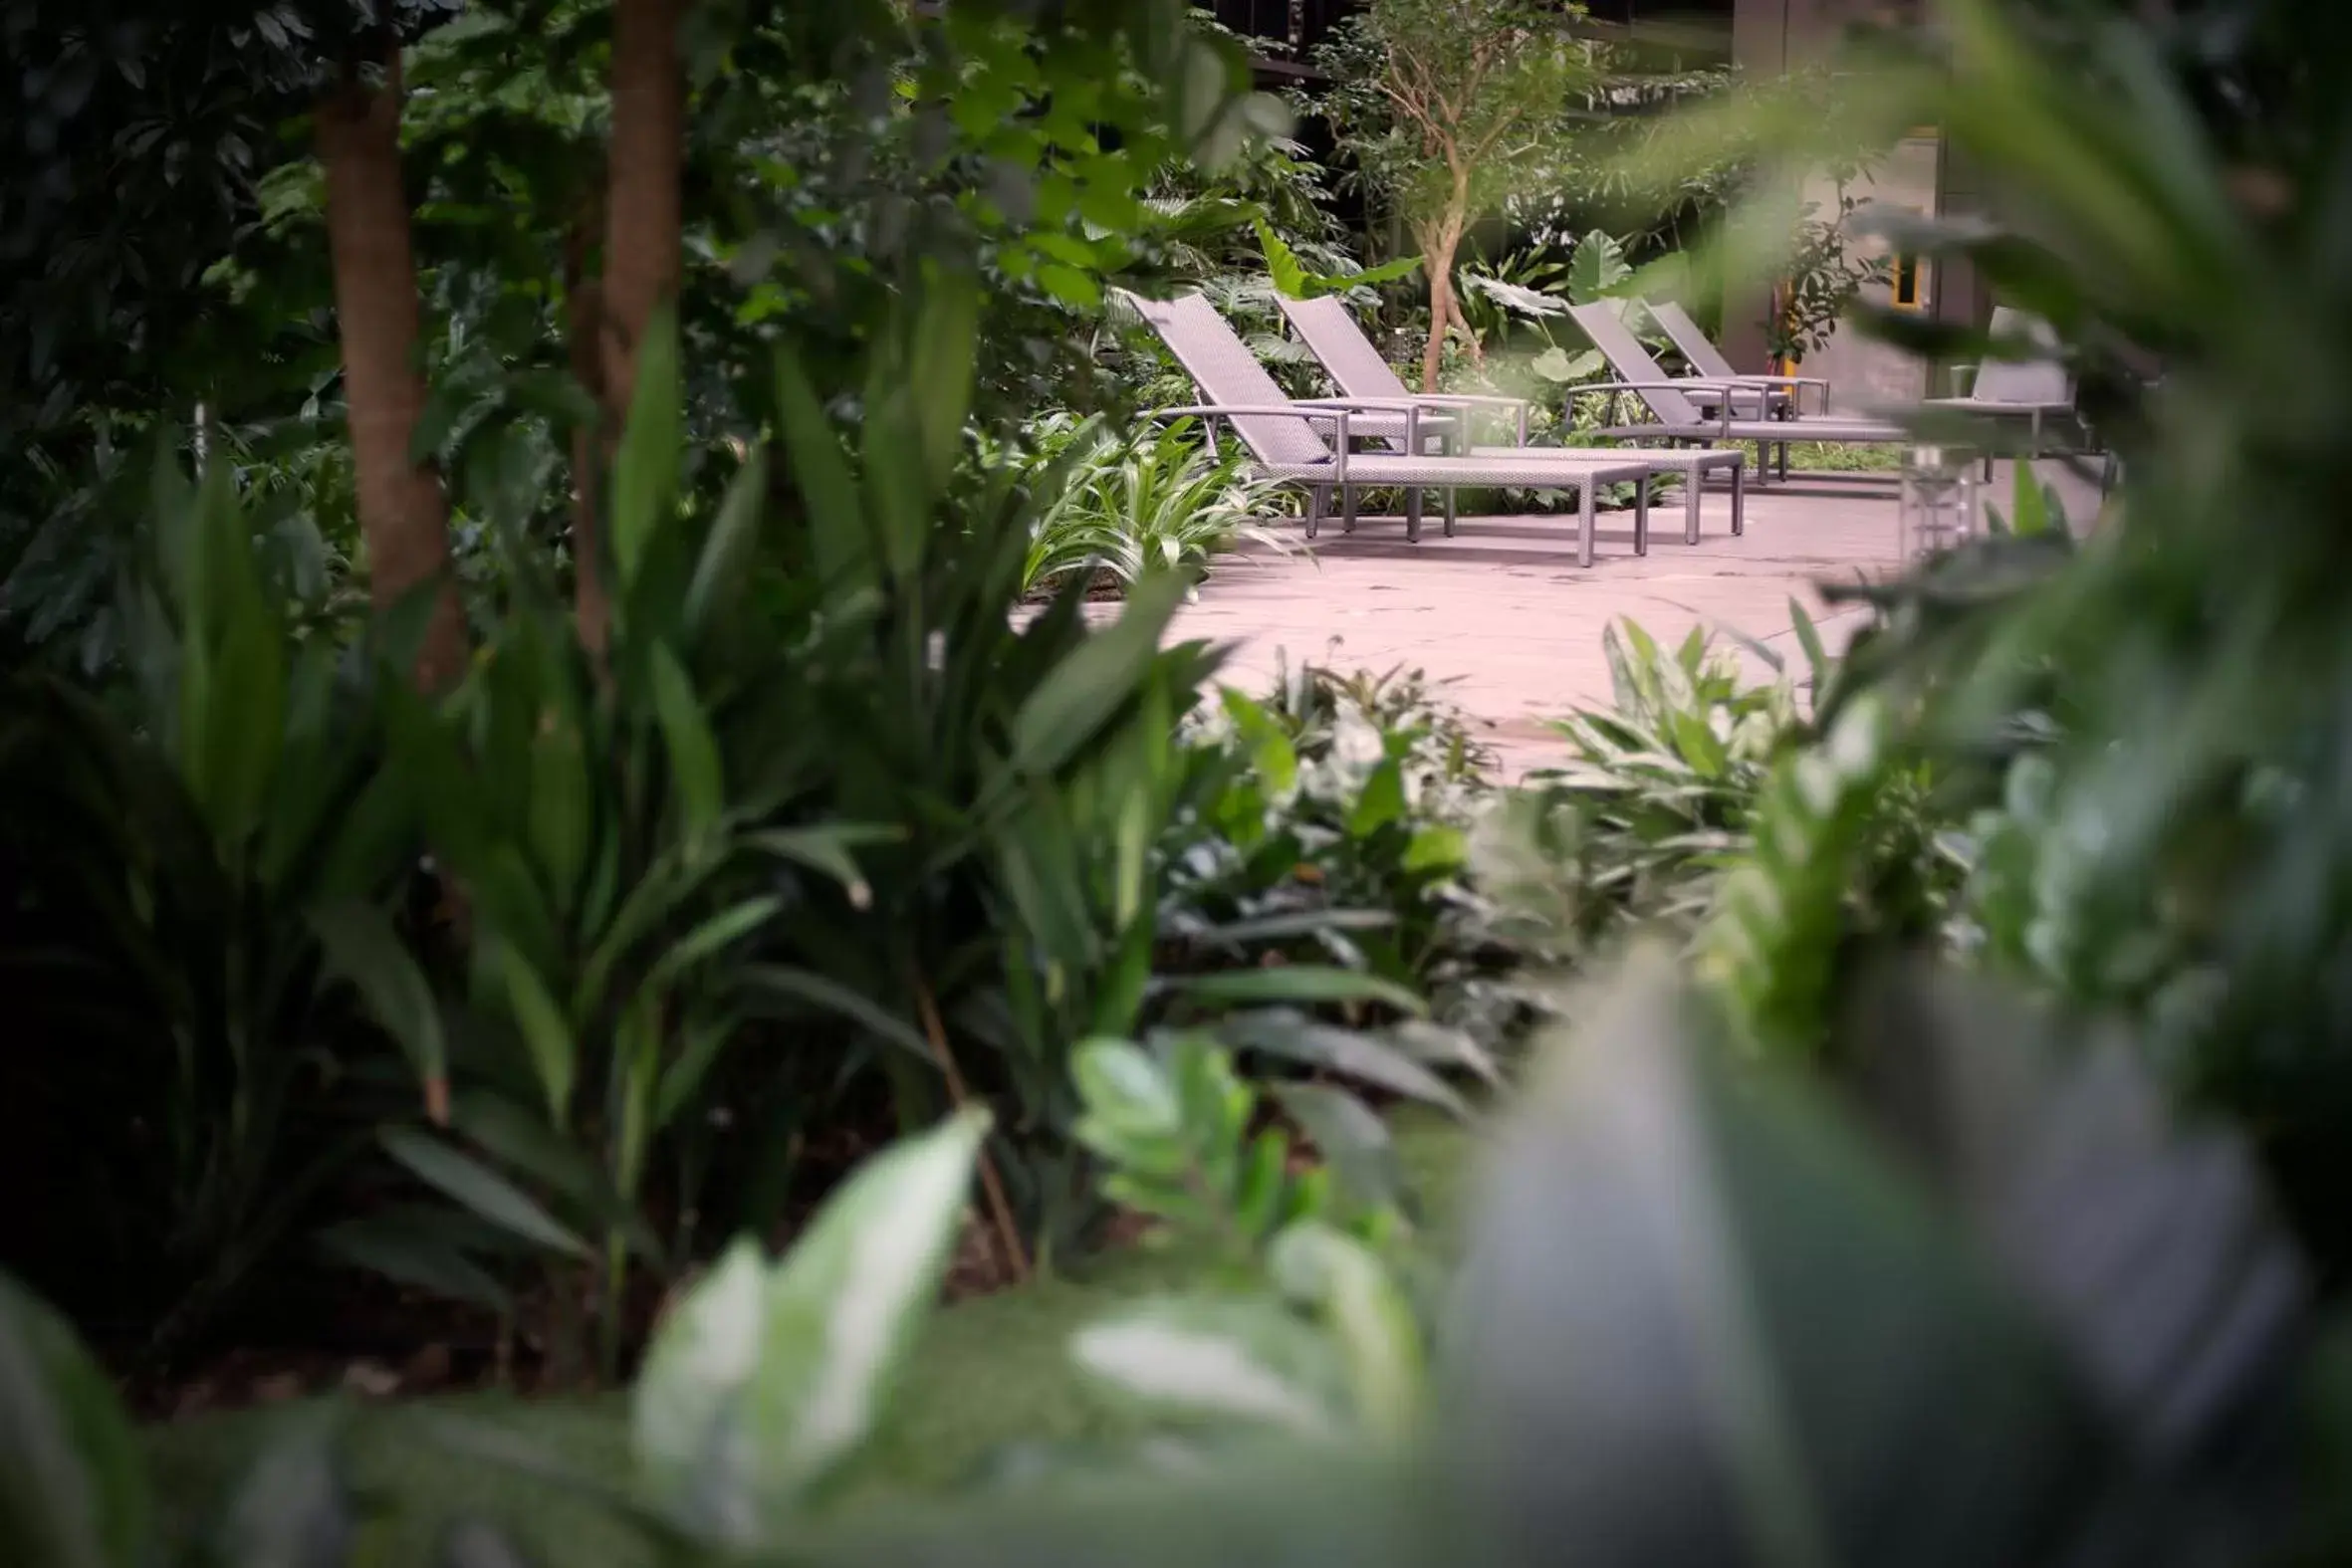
[1577,484,1596,568]
[1732,460,1746,536]
[1342,485,1357,534]
[1443,488,1457,538]
[1685,470,1702,546]
[1405,488,1422,545]
[1305,486,1324,541]
[1777,441,1789,481]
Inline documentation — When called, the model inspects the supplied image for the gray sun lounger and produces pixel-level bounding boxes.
[1123,292,1735,564]
[1565,301,1909,482]
[1648,299,1826,417]
[1646,298,2081,476]
[1274,293,1747,545]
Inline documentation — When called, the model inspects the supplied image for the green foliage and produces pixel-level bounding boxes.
[1020,418,1292,594]
[1310,0,1595,246]
[0,455,411,1356]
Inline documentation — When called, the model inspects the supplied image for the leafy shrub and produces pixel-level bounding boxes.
[12,953,2344,1568]
[1022,417,1292,595]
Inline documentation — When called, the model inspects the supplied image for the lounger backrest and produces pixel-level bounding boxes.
[1566,302,1705,426]
[1971,307,2073,406]
[1277,295,1413,401]
[1648,300,1741,381]
[1118,292,1334,468]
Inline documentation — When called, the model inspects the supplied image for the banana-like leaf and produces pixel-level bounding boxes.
[380,1128,592,1261]
[313,900,449,1121]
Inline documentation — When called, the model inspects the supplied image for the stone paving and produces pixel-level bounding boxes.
[1176,474,1904,778]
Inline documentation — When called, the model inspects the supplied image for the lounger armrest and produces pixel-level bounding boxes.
[1153,404,1353,477]
[1293,396,1461,414]
[1352,392,1531,444]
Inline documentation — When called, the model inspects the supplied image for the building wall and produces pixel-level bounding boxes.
[1726,0,1963,377]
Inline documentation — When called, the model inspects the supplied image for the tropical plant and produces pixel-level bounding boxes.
[1023,419,1292,595]
[1312,0,1597,390]
[0,450,416,1365]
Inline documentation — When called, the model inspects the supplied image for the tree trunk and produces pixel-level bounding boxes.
[1418,220,1462,393]
[317,50,466,691]
[586,0,688,652]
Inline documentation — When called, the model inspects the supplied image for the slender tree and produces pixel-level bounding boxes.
[579,0,687,652]
[1315,0,1591,390]
[315,40,469,690]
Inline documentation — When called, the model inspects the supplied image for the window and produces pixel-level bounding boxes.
[1891,254,1926,311]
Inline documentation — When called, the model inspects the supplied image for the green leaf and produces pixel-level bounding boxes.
[1400,824,1468,874]
[1346,759,1406,836]
[644,895,784,997]
[608,300,682,590]
[772,345,869,587]
[1788,597,1830,691]
[317,1216,516,1316]
[908,273,982,500]
[313,901,449,1120]
[379,1129,591,1260]
[1012,573,1188,779]
[738,965,934,1061]
[742,825,899,910]
[493,943,576,1130]
[1448,948,2099,1566]
[1565,230,1632,307]
[647,642,723,845]
[632,1111,989,1544]
[2009,461,2052,538]
[1258,219,1309,300]
[1179,968,1430,1018]
[1268,1224,1425,1441]
[1072,1037,1184,1143]
[685,445,769,637]
[1217,1009,1462,1116]
[1271,1084,1405,1219]
[0,1272,151,1568]
[1070,1298,1346,1435]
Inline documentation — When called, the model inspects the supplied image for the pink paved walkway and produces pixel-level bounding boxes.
[1179,477,1901,777]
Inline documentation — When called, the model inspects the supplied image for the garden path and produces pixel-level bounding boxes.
[1176,477,1902,779]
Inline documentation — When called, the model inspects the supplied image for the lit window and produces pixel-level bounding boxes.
[1892,255,1925,311]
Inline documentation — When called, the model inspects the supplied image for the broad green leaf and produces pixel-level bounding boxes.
[1070,1298,1345,1435]
[526,708,594,913]
[742,825,899,910]
[0,1272,151,1568]
[1268,1224,1426,1441]
[2009,461,2052,538]
[317,1215,516,1316]
[494,943,575,1130]
[772,345,869,587]
[380,1129,591,1260]
[1448,949,2097,1567]
[1401,824,1468,874]
[313,901,449,1121]
[633,1111,989,1544]
[1565,230,1632,307]
[608,300,683,590]
[1271,1084,1406,1219]
[738,965,934,1061]
[1072,1037,1184,1143]
[1347,759,1407,837]
[1257,219,1309,300]
[644,895,784,997]
[1012,573,1188,779]
[1217,1009,1464,1117]
[684,445,770,638]
[1179,968,1430,1019]
[647,642,723,845]
[909,274,982,500]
